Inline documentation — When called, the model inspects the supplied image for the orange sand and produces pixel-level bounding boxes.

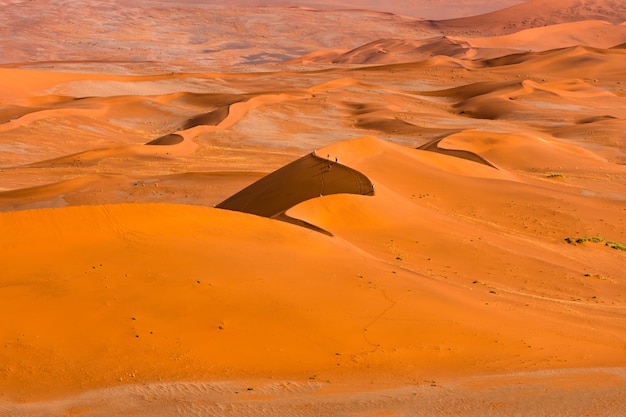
[0,0,625,415]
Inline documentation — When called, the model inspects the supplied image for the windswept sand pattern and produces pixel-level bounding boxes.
[1,0,626,415]
[2,369,625,417]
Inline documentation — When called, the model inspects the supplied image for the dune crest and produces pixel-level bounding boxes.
[217,152,374,232]
[426,0,626,35]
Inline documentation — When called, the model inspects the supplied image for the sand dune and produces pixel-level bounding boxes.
[467,20,626,51]
[295,37,477,65]
[222,0,526,19]
[1,1,626,415]
[417,137,496,168]
[217,153,373,232]
[297,20,626,65]
[427,0,626,35]
[2,137,625,403]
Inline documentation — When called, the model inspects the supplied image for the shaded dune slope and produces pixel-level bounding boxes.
[217,154,374,232]
[182,106,231,129]
[479,44,626,76]
[145,133,184,145]
[418,137,496,168]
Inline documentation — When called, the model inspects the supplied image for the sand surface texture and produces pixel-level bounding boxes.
[0,0,625,415]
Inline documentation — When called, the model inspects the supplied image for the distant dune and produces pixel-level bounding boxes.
[206,0,527,19]
[294,20,626,65]
[426,0,626,35]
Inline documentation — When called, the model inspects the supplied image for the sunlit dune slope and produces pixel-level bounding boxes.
[466,20,626,51]
[0,203,394,399]
[414,77,626,126]
[426,0,626,35]
[290,136,626,312]
[295,21,626,65]
[294,37,478,65]
[479,44,626,78]
[2,136,625,402]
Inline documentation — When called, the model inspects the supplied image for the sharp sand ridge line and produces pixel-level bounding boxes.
[217,153,373,218]
[177,91,313,139]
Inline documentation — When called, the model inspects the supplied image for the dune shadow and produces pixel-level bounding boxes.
[418,137,496,168]
[216,154,374,234]
[182,106,231,129]
[145,134,184,145]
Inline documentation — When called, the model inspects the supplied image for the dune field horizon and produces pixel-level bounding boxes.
[0,0,625,415]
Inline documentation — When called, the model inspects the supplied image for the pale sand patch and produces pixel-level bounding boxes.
[1,369,624,417]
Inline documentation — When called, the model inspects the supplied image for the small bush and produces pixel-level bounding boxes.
[565,236,626,252]
[607,241,626,252]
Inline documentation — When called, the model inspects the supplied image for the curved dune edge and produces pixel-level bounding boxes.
[426,0,626,35]
[217,153,374,233]
[175,91,313,142]
[417,137,496,168]
[290,21,626,65]
[436,130,612,172]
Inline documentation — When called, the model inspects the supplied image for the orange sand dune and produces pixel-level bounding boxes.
[223,0,525,19]
[414,77,626,124]
[551,117,626,163]
[2,137,625,404]
[2,1,626,414]
[417,137,495,168]
[296,37,477,65]
[297,21,626,65]
[427,0,626,35]
[217,153,373,226]
[0,172,263,212]
[481,44,626,81]
[466,20,626,51]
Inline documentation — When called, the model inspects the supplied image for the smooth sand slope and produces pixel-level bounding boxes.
[427,0,626,35]
[1,136,625,412]
[1,0,626,415]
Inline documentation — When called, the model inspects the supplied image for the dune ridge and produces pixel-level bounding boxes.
[426,0,626,35]
[217,153,374,232]
[293,20,626,65]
